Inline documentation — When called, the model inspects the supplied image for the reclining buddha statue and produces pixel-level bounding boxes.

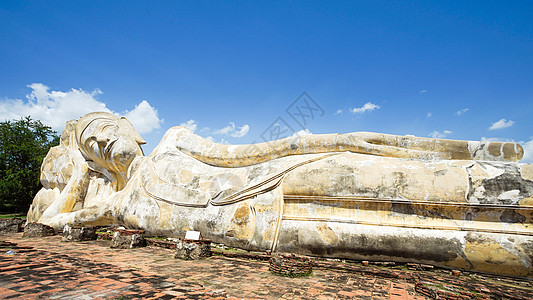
[28,112,533,277]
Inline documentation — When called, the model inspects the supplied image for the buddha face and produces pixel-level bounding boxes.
[77,113,145,175]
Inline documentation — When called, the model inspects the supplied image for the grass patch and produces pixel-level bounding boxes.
[269,270,313,278]
[0,213,26,219]
[222,247,249,253]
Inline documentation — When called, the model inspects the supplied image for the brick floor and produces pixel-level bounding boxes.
[0,232,531,299]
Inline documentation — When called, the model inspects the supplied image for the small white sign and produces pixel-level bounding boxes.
[185,230,201,240]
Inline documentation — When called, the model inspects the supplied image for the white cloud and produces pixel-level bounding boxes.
[455,108,469,116]
[214,122,236,135]
[429,130,452,138]
[426,112,432,118]
[123,100,162,134]
[0,83,163,134]
[289,129,312,138]
[180,119,198,132]
[489,118,514,130]
[419,90,427,94]
[334,109,343,115]
[213,122,250,138]
[0,83,109,131]
[231,124,249,138]
[522,138,533,163]
[350,102,380,114]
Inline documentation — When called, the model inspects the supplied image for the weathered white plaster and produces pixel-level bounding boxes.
[27,112,533,277]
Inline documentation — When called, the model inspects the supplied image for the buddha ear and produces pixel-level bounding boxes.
[40,119,86,191]
[60,120,79,149]
[118,117,146,145]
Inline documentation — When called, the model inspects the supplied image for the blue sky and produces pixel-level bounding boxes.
[1,1,532,161]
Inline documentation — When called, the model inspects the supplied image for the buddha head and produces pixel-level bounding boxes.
[75,112,145,187]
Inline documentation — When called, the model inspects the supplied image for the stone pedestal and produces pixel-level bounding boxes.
[269,254,313,277]
[174,239,212,260]
[62,224,97,242]
[22,222,55,237]
[110,229,146,249]
[0,218,25,234]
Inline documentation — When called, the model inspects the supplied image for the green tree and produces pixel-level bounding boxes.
[0,117,60,213]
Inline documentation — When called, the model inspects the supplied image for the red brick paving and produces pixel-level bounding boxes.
[0,232,531,299]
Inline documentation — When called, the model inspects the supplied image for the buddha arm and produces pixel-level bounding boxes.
[167,127,523,168]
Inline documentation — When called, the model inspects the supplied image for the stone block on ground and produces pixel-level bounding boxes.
[23,222,55,237]
[110,229,146,249]
[62,224,97,242]
[0,218,25,234]
[175,239,212,260]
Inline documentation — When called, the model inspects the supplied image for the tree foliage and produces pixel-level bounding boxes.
[0,117,60,213]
